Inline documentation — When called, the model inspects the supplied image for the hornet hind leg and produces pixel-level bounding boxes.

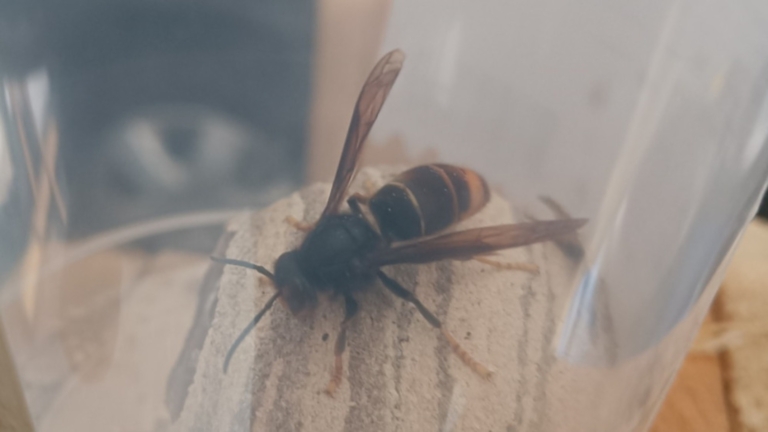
[324,294,359,396]
[376,270,492,379]
[473,256,539,275]
[284,215,315,232]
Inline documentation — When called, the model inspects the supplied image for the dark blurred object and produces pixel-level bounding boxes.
[0,0,313,252]
[757,188,768,220]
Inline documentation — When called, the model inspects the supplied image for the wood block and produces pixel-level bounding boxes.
[717,219,768,432]
[171,166,580,431]
[170,166,707,432]
[0,320,34,432]
[649,314,730,432]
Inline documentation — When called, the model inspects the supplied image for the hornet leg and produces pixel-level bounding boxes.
[325,294,359,396]
[346,177,376,215]
[346,193,370,217]
[284,215,314,232]
[377,270,492,379]
[473,256,539,275]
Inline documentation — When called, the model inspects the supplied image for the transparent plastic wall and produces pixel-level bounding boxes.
[1,0,768,431]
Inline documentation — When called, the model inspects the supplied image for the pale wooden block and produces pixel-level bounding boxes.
[307,0,393,183]
[717,219,768,432]
[34,253,206,432]
[172,166,582,432]
[173,165,722,432]
[0,319,34,432]
[649,313,730,432]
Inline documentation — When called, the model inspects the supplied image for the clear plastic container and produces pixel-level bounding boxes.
[1,1,768,431]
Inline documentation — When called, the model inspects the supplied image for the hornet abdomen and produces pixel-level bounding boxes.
[369,164,491,241]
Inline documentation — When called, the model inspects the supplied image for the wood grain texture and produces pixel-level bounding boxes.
[649,219,768,432]
[649,314,730,432]
[0,320,34,432]
[715,219,768,432]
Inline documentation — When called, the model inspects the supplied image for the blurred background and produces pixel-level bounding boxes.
[0,0,314,265]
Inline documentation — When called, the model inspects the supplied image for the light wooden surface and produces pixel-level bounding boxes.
[650,218,768,432]
[307,0,393,183]
[712,219,768,432]
[0,320,34,432]
[649,314,730,432]
[172,168,603,432]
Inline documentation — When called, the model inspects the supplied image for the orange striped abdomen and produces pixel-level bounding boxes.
[368,164,491,241]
